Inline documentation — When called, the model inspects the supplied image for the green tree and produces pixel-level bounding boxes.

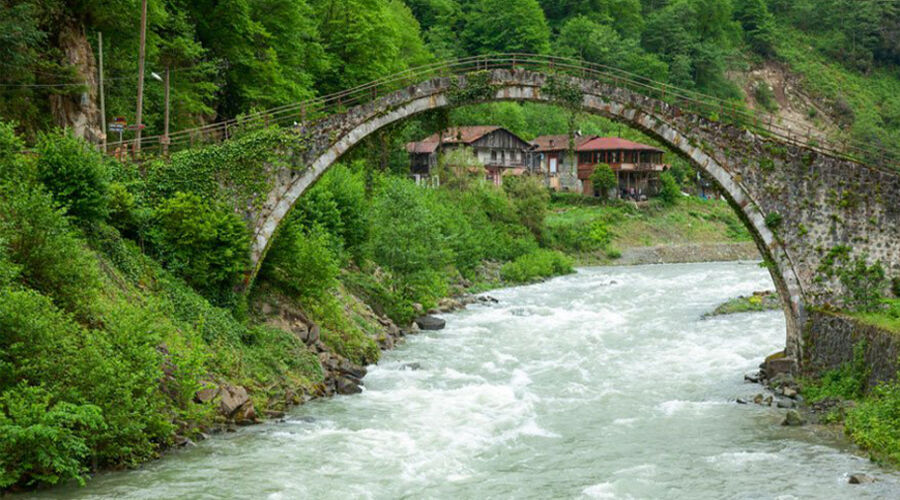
[657,171,681,205]
[589,163,617,200]
[462,0,551,54]
[149,192,250,302]
[34,132,109,223]
[734,0,776,56]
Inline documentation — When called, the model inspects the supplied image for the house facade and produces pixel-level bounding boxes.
[406,126,533,185]
[530,134,593,191]
[576,137,668,199]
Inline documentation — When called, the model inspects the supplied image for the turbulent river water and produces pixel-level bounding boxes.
[33,262,900,499]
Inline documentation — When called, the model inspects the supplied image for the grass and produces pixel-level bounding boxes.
[849,299,900,335]
[703,291,780,317]
[544,196,751,262]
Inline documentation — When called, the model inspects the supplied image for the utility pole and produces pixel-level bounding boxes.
[162,67,170,156]
[98,32,107,153]
[134,0,148,155]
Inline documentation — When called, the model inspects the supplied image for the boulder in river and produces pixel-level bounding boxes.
[415,315,446,331]
[336,376,363,395]
[782,409,806,426]
[849,474,876,484]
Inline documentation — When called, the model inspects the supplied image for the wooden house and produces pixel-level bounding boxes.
[576,137,668,199]
[406,126,534,185]
[531,133,594,191]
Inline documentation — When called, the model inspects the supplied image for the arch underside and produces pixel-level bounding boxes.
[252,73,806,361]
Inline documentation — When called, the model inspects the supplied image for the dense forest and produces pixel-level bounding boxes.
[3,0,900,492]
[2,0,900,150]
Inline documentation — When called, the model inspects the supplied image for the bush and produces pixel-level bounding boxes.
[503,175,550,239]
[657,172,680,205]
[500,249,574,283]
[262,223,340,301]
[589,164,616,200]
[892,277,900,297]
[765,211,783,229]
[35,132,109,223]
[0,386,104,488]
[0,181,102,315]
[149,192,250,303]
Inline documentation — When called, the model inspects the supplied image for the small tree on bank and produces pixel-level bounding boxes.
[589,163,616,200]
[657,172,681,205]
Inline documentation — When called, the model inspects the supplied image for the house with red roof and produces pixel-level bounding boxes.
[531,133,593,191]
[406,126,534,185]
[576,137,668,199]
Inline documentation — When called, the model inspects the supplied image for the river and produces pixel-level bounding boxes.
[31,262,900,499]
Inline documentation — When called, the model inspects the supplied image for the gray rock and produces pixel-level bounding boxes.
[401,362,422,371]
[783,386,798,399]
[194,385,219,404]
[849,474,876,484]
[776,398,796,409]
[736,398,748,404]
[744,373,760,383]
[336,376,363,395]
[219,385,250,418]
[753,394,764,405]
[414,315,446,331]
[782,409,806,426]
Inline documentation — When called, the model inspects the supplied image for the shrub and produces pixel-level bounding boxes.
[0,181,101,315]
[500,249,574,283]
[261,223,340,301]
[892,277,900,297]
[503,175,550,239]
[35,132,109,223]
[149,192,250,302]
[0,385,104,488]
[589,163,617,200]
[765,211,783,229]
[657,172,680,205]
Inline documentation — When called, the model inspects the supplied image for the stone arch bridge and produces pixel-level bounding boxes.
[147,58,900,370]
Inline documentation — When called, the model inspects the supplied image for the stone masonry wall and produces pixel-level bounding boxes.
[804,310,900,390]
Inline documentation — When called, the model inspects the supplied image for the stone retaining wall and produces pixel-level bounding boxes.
[803,310,900,389]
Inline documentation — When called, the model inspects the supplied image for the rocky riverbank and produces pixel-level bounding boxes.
[178,291,499,443]
[738,353,883,484]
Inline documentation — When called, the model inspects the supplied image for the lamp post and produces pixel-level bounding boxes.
[152,69,170,156]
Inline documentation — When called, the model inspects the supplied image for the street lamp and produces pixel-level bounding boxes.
[152,69,171,156]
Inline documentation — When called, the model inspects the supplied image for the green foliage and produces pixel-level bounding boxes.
[0,386,104,488]
[503,175,550,239]
[34,132,109,223]
[818,246,887,312]
[262,224,340,301]
[589,164,617,200]
[149,192,250,303]
[893,277,900,297]
[461,0,551,55]
[500,249,574,283]
[657,172,681,205]
[803,341,869,402]
[764,211,783,230]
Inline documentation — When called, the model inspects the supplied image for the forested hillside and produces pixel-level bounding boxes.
[3,0,900,151]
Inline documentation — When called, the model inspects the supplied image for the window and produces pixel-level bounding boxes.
[491,151,497,161]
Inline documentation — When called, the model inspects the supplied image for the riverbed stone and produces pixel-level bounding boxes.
[219,385,251,418]
[194,385,219,404]
[782,410,806,426]
[849,474,876,484]
[782,386,798,398]
[336,376,363,395]
[415,315,446,331]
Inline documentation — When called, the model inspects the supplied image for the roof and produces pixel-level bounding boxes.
[531,134,594,152]
[406,126,502,154]
[577,137,664,153]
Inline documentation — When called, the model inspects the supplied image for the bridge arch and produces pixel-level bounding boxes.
[245,67,900,365]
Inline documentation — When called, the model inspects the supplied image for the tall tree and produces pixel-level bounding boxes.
[461,0,551,55]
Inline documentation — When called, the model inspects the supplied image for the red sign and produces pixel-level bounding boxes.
[126,124,146,131]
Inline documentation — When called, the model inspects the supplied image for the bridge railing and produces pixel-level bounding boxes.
[106,54,899,170]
